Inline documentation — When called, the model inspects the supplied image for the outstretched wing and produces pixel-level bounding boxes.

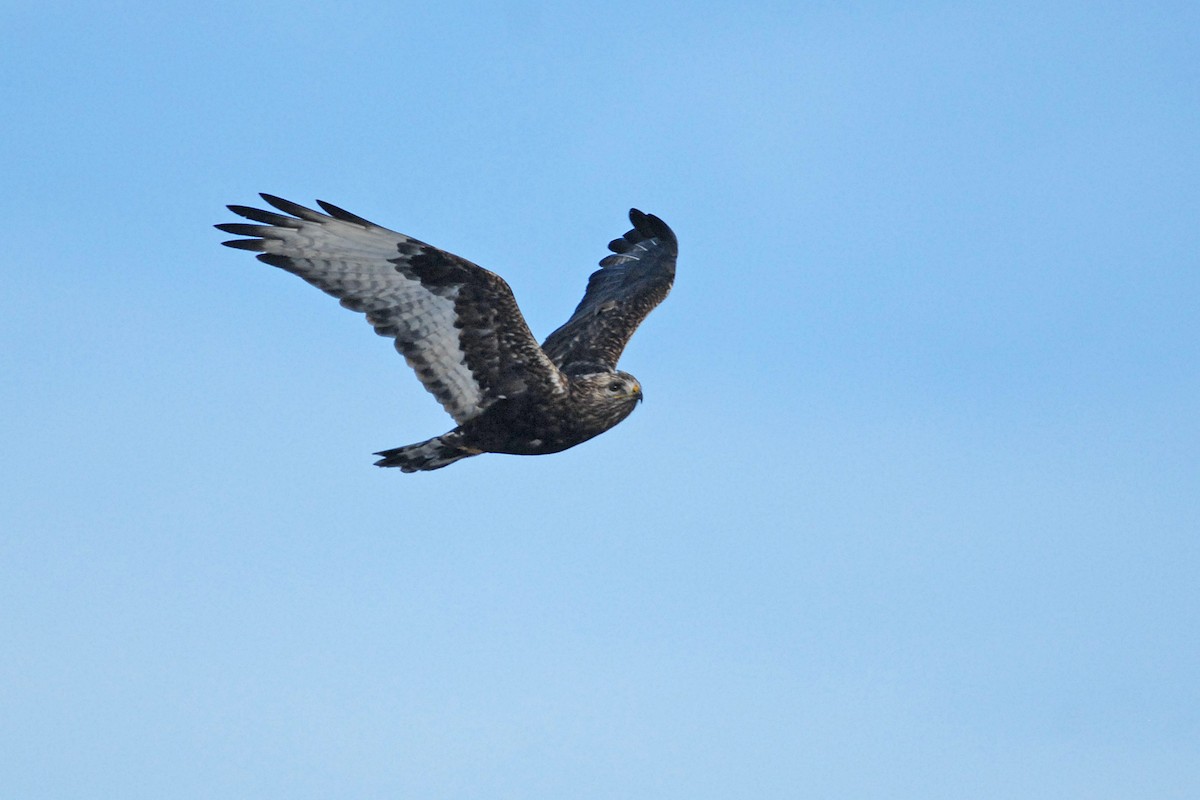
[217,195,566,424]
[540,209,676,371]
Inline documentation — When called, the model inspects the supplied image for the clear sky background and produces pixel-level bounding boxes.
[2,1,1197,798]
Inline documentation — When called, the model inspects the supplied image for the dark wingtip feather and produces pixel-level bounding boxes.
[628,208,677,245]
[256,253,293,268]
[226,204,295,225]
[220,238,265,251]
[259,193,321,219]
[316,199,377,227]
[259,193,289,207]
[215,222,266,237]
[601,209,677,261]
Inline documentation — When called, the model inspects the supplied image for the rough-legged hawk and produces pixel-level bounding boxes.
[216,196,676,472]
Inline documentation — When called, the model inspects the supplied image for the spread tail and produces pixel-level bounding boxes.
[374,432,478,473]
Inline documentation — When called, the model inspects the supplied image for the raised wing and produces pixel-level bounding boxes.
[217,195,566,424]
[540,209,676,372]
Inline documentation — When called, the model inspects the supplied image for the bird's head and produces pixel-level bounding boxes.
[572,370,643,429]
[596,370,642,403]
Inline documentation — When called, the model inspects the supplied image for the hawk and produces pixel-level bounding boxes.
[216,195,677,472]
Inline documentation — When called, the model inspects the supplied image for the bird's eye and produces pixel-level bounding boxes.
[608,382,623,392]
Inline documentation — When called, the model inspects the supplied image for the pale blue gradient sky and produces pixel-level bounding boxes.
[2,2,1197,798]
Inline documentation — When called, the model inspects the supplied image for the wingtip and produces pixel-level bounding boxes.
[625,208,677,246]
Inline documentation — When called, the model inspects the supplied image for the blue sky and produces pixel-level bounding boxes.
[2,1,1197,797]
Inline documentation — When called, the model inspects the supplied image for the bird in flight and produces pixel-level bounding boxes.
[216,196,677,472]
